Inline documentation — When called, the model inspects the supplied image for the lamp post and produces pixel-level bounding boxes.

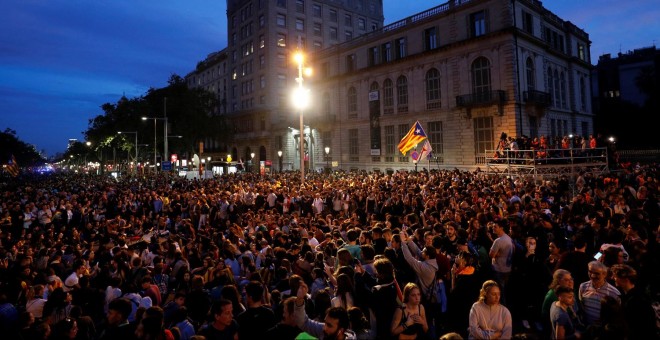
[84,141,91,171]
[118,131,138,173]
[278,150,283,173]
[250,152,255,173]
[293,51,311,184]
[324,146,330,173]
[142,116,168,172]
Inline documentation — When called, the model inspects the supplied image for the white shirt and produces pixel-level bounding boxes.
[63,272,79,292]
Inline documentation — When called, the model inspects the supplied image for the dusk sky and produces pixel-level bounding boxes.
[1,0,658,157]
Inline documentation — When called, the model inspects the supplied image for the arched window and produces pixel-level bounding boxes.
[396,75,408,113]
[547,67,555,106]
[383,78,394,114]
[471,57,491,95]
[526,57,535,92]
[425,68,441,109]
[560,71,567,108]
[370,81,379,92]
[347,86,357,117]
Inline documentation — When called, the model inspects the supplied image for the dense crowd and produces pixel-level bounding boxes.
[0,164,658,340]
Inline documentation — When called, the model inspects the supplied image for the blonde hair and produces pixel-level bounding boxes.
[478,280,499,303]
[402,282,420,303]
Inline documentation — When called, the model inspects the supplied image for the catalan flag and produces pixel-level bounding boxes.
[6,154,19,177]
[397,121,427,155]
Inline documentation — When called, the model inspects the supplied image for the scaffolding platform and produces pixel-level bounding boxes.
[484,147,609,180]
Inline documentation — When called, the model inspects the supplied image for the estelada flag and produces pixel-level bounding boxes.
[398,121,427,155]
[419,139,433,161]
[6,154,19,177]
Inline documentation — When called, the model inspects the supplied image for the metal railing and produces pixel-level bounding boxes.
[456,90,506,107]
[523,90,551,106]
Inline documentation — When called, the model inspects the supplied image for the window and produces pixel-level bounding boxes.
[381,42,391,62]
[471,57,491,96]
[296,0,304,13]
[277,34,286,47]
[428,121,444,155]
[276,0,286,8]
[371,22,378,31]
[553,69,560,107]
[522,11,533,34]
[313,23,322,36]
[560,71,567,108]
[346,54,356,72]
[259,35,265,48]
[345,14,352,26]
[259,15,265,27]
[369,46,379,66]
[424,27,438,50]
[547,67,554,106]
[579,76,587,111]
[396,76,408,112]
[473,117,494,162]
[398,124,409,162]
[322,92,331,117]
[529,116,538,138]
[259,55,265,68]
[260,75,266,89]
[526,57,535,92]
[578,44,587,61]
[277,14,286,27]
[358,18,366,30]
[470,10,487,37]
[349,129,359,161]
[277,53,286,67]
[277,74,286,88]
[313,41,322,50]
[329,9,337,22]
[385,125,395,160]
[347,87,357,117]
[383,78,394,114]
[345,31,353,41]
[395,37,406,59]
[296,18,304,31]
[330,27,337,40]
[426,68,441,109]
[313,4,321,17]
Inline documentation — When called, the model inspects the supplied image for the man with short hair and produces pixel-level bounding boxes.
[293,282,356,339]
[489,220,514,297]
[611,264,656,339]
[236,281,276,339]
[63,260,86,292]
[579,261,620,327]
[100,298,136,340]
[198,299,239,340]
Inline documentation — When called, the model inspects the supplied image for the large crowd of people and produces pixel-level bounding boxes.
[0,163,658,340]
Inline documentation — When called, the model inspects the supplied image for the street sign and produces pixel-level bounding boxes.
[161,161,172,171]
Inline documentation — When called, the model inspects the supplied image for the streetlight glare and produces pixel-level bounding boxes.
[141,117,148,120]
[292,87,310,109]
[304,67,313,77]
[294,52,303,64]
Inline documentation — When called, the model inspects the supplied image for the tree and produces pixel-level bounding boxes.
[0,128,46,167]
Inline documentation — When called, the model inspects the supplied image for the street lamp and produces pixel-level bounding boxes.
[278,150,283,172]
[118,131,138,172]
[324,146,330,173]
[292,51,312,184]
[250,152,255,172]
[142,116,168,172]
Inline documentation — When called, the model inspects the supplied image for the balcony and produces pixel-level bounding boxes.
[523,90,551,107]
[456,90,506,108]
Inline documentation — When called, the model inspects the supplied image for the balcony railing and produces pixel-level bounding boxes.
[456,90,506,108]
[524,90,551,106]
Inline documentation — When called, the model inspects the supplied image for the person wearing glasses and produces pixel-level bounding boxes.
[578,261,620,327]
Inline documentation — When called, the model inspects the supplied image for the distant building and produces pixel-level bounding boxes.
[187,0,593,171]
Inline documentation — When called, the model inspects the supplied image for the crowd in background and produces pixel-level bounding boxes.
[0,163,658,340]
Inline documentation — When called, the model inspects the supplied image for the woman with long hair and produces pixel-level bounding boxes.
[42,288,73,325]
[330,273,354,309]
[220,284,246,317]
[348,306,374,340]
[25,284,46,320]
[391,283,428,339]
[468,280,512,340]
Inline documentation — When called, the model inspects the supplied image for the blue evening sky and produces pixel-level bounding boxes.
[0,0,657,156]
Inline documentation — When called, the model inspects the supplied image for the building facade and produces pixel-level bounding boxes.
[188,0,593,172]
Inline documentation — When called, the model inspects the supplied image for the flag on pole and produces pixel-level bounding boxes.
[6,154,19,177]
[419,140,433,161]
[397,121,427,155]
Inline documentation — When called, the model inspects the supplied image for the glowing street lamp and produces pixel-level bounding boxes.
[292,51,312,184]
[278,150,283,172]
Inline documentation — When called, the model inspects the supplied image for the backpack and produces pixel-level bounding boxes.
[421,270,447,313]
